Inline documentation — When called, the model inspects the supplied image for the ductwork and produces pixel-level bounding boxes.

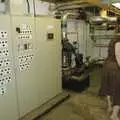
[55,0,93,10]
[90,15,117,24]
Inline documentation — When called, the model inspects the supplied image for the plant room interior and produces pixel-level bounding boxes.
[0,0,120,120]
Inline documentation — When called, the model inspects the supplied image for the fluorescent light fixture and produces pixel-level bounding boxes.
[112,2,120,9]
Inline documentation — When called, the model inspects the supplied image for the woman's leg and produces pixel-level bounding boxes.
[107,96,112,113]
[110,105,120,120]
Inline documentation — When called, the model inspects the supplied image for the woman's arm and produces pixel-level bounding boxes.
[115,42,120,67]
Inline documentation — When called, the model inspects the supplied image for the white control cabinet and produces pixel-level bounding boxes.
[11,16,39,118]
[0,15,62,120]
[0,15,18,120]
[35,17,62,105]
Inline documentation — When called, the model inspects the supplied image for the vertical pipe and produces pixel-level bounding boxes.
[85,22,88,57]
[26,0,30,14]
[33,0,36,16]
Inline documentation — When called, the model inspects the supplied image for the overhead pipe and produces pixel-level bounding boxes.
[57,3,91,10]
[89,9,117,24]
[26,0,30,14]
[56,0,88,9]
[55,0,91,11]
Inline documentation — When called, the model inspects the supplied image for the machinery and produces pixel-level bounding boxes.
[11,16,39,117]
[62,38,105,92]
[0,1,62,119]
[0,0,119,119]
[0,15,62,120]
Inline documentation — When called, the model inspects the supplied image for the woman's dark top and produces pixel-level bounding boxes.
[99,39,120,105]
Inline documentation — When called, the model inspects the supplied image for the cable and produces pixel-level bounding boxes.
[33,0,36,16]
[26,0,30,14]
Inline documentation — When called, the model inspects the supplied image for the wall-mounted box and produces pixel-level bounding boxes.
[34,0,50,16]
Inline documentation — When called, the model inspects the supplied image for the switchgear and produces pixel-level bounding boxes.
[0,30,12,95]
[15,24,34,72]
[11,16,38,118]
[0,15,62,120]
[0,15,18,120]
[35,17,62,105]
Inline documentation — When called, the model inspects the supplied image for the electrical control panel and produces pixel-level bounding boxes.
[11,16,39,118]
[0,15,19,120]
[0,15,61,120]
[35,17,62,106]
[0,30,12,95]
[16,24,34,72]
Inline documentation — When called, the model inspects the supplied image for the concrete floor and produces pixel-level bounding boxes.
[39,67,110,120]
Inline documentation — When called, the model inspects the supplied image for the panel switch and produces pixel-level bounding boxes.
[16,27,21,33]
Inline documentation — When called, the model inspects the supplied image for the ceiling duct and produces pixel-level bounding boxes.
[51,0,117,24]
[55,0,97,11]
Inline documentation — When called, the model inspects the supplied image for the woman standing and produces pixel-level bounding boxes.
[99,39,120,120]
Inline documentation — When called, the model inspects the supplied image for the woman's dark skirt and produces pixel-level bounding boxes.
[99,60,120,105]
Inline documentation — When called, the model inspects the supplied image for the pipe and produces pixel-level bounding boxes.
[26,0,30,14]
[63,13,79,21]
[89,15,117,24]
[56,0,87,9]
[33,0,36,16]
[55,1,91,11]
[57,4,91,10]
